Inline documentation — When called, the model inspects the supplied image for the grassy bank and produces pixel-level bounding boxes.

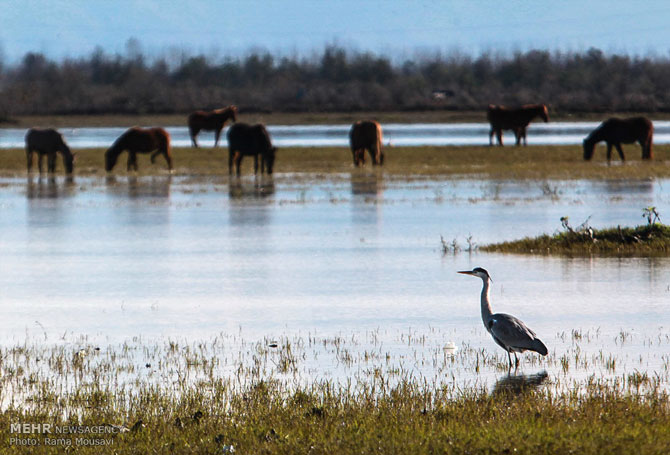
[3,144,670,180]
[483,217,670,255]
[0,332,668,454]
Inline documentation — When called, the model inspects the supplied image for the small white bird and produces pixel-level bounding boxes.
[458,267,547,369]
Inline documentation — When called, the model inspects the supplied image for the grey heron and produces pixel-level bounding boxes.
[458,267,547,369]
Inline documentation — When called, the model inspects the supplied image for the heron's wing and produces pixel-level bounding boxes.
[489,313,546,354]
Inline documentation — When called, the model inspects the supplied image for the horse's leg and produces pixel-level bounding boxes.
[151,150,160,164]
[127,152,137,171]
[521,127,527,146]
[190,127,199,148]
[47,152,56,173]
[641,138,653,160]
[253,154,259,174]
[489,128,494,146]
[615,143,625,161]
[235,153,243,177]
[606,143,613,162]
[163,150,173,171]
[496,129,503,146]
[514,129,521,146]
[228,149,234,174]
[38,152,44,173]
[26,148,33,172]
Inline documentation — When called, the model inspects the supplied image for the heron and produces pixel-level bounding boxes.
[458,267,547,369]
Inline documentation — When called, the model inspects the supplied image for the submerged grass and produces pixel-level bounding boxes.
[0,331,669,454]
[483,222,670,255]
[2,144,670,180]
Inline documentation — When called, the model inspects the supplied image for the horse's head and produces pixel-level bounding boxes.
[264,147,277,174]
[61,144,75,174]
[104,148,118,171]
[540,105,549,122]
[582,138,595,161]
[230,106,238,123]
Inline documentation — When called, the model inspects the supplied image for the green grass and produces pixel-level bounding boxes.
[483,223,670,255]
[0,333,668,454]
[4,144,670,180]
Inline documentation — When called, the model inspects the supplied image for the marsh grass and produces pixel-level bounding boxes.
[483,222,670,255]
[0,329,669,454]
[2,144,670,180]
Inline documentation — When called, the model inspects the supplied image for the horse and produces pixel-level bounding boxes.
[487,104,549,146]
[227,123,277,176]
[188,105,237,147]
[105,127,172,172]
[349,120,384,166]
[25,128,76,174]
[583,117,653,161]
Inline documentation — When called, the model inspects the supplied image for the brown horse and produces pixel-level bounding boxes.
[105,127,173,172]
[583,117,653,161]
[487,104,549,146]
[188,105,237,147]
[25,128,76,174]
[349,120,384,166]
[227,123,277,176]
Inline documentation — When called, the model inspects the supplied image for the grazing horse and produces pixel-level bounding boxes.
[583,117,653,162]
[349,120,384,166]
[25,128,75,174]
[487,104,549,146]
[105,127,173,172]
[188,105,237,147]
[227,123,277,176]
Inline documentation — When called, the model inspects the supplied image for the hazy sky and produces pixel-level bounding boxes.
[3,0,670,63]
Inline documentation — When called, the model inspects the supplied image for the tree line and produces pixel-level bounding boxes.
[2,46,670,118]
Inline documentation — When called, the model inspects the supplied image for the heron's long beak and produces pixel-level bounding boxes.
[457,271,474,275]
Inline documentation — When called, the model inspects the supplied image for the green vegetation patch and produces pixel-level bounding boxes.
[483,209,670,255]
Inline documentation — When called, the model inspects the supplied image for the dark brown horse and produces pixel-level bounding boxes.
[487,104,549,146]
[25,128,75,174]
[105,127,172,172]
[227,123,277,176]
[583,117,653,161]
[188,105,237,147]
[349,120,384,166]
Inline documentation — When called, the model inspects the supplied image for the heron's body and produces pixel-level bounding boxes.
[460,267,547,368]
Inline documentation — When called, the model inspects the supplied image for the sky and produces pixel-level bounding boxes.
[3,0,670,63]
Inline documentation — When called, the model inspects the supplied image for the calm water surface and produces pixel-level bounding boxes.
[0,174,668,389]
[5,121,670,148]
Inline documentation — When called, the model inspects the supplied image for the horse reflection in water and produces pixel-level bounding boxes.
[491,371,549,397]
[228,177,275,200]
[105,175,172,199]
[350,172,383,228]
[26,176,76,199]
[228,177,275,227]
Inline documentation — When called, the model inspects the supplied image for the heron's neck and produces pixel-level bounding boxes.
[480,278,493,327]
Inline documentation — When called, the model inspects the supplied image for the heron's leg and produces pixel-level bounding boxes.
[514,352,519,368]
[507,351,512,369]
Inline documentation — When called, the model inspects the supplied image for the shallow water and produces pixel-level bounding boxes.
[4,121,670,148]
[0,174,669,390]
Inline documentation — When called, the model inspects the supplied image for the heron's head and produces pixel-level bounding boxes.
[458,267,492,281]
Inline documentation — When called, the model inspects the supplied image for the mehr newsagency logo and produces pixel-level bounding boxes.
[9,422,119,447]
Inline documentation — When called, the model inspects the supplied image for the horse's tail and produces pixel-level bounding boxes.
[375,123,383,165]
[646,122,654,160]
